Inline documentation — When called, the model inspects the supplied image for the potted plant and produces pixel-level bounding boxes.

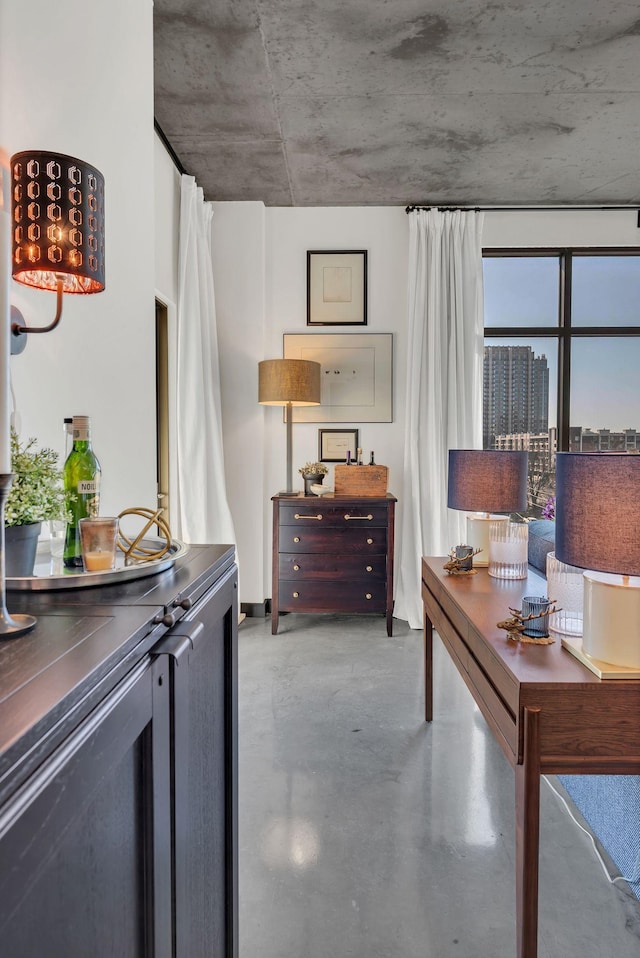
[5,429,68,576]
[298,461,328,496]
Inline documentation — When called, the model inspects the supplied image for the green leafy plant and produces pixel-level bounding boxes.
[5,429,68,527]
[298,461,328,477]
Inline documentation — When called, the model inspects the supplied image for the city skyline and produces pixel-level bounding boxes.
[483,255,640,433]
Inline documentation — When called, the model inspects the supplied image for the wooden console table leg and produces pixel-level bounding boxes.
[424,609,433,723]
[515,706,541,958]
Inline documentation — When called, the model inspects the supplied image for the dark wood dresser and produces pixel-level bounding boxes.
[271,492,396,635]
[1,544,238,958]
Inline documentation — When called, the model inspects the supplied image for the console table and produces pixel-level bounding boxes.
[421,556,640,958]
[272,492,396,635]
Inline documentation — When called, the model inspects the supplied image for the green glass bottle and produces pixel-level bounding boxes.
[63,416,102,568]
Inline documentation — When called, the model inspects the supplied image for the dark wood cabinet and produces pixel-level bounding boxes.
[272,493,396,635]
[0,544,238,958]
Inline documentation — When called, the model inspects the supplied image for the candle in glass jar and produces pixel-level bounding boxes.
[83,550,114,571]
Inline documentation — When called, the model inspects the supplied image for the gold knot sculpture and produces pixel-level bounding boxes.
[117,507,173,563]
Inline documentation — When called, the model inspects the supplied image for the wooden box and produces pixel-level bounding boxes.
[334,464,389,496]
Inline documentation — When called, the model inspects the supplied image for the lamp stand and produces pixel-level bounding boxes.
[466,513,508,567]
[280,401,298,497]
[0,474,37,637]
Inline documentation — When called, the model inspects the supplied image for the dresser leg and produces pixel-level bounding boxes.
[386,610,393,636]
[515,706,541,958]
[424,611,433,722]
[271,608,279,635]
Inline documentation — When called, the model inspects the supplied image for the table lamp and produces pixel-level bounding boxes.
[447,449,529,566]
[555,452,640,676]
[0,150,105,637]
[258,358,321,496]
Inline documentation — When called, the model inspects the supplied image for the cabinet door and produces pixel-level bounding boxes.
[156,565,238,958]
[0,656,172,958]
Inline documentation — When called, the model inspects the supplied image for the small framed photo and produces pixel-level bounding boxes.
[307,250,367,326]
[319,428,359,463]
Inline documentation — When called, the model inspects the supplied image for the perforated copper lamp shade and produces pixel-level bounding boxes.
[447,449,528,513]
[11,150,105,293]
[259,359,321,495]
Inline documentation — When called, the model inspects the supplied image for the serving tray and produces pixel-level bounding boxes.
[6,538,189,591]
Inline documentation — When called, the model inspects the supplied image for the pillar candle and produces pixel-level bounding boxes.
[0,158,11,473]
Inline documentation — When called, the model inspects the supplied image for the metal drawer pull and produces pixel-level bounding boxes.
[295,513,322,520]
[293,536,300,543]
[366,565,373,572]
[293,564,300,571]
[344,514,373,520]
[365,593,372,600]
[293,592,299,598]
[367,538,373,544]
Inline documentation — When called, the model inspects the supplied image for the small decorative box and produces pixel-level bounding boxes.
[334,464,389,496]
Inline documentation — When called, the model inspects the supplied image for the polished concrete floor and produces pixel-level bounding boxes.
[238,613,640,958]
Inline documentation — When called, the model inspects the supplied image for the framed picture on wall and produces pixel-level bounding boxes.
[307,250,367,326]
[283,332,392,423]
[318,428,359,463]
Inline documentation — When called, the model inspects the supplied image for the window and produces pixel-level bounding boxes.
[483,250,640,516]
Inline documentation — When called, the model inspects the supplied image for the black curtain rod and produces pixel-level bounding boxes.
[405,204,639,214]
[154,117,187,175]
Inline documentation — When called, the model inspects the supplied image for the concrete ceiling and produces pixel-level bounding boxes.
[153,0,640,208]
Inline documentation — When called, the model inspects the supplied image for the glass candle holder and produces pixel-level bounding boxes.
[546,551,584,636]
[521,595,551,637]
[488,521,528,580]
[455,544,473,571]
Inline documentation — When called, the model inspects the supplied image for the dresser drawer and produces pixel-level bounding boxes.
[279,554,386,581]
[278,502,389,529]
[278,527,387,555]
[278,579,387,613]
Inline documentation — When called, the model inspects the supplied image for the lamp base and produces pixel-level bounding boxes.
[561,632,640,680]
[277,490,301,498]
[0,610,37,638]
[581,571,640,670]
[466,513,508,567]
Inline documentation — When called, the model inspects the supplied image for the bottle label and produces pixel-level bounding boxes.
[78,480,99,493]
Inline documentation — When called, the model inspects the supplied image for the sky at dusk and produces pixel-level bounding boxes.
[483,256,640,433]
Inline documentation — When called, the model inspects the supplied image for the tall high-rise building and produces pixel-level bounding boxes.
[483,345,549,448]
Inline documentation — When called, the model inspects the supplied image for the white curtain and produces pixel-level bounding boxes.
[394,209,484,628]
[176,174,235,546]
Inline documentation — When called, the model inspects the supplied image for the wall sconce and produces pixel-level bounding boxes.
[258,359,321,496]
[447,449,529,565]
[555,452,640,677]
[0,150,105,637]
[10,150,105,354]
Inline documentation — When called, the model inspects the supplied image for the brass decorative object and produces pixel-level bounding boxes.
[497,604,558,645]
[443,547,482,576]
[117,507,172,563]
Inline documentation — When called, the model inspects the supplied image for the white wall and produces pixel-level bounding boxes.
[213,205,408,606]
[213,205,639,610]
[0,0,157,518]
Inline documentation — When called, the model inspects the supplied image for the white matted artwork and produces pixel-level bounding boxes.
[307,250,367,326]
[283,333,393,422]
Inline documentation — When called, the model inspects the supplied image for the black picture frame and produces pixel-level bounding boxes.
[307,250,367,326]
[318,428,360,463]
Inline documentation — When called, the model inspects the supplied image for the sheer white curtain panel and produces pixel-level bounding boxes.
[176,174,235,546]
[394,209,484,628]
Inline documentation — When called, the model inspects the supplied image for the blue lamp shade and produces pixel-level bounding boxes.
[555,453,640,577]
[447,450,528,513]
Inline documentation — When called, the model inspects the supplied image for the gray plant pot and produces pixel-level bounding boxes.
[5,521,42,577]
[302,474,324,496]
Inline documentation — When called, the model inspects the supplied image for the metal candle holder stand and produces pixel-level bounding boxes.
[0,473,36,637]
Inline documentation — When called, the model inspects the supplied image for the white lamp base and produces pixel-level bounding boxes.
[466,513,508,567]
[580,571,640,670]
[561,632,640,679]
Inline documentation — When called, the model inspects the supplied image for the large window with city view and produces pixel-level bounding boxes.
[483,250,640,517]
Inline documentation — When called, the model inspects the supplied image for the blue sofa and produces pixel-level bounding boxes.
[527,520,640,898]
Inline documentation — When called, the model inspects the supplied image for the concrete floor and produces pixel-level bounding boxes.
[238,613,640,958]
